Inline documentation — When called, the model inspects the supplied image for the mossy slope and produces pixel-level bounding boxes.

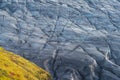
[0,47,52,80]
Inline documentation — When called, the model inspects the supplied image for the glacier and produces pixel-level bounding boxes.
[0,0,120,80]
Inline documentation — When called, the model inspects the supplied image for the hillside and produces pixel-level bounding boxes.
[0,47,52,80]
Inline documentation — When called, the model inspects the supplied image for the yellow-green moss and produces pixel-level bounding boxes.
[0,47,52,80]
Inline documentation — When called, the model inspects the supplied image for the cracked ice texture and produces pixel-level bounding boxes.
[0,0,120,80]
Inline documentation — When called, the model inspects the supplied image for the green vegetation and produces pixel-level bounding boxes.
[0,47,52,80]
